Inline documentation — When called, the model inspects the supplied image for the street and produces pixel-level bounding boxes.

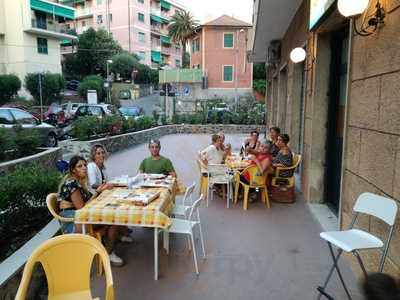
[132,92,161,116]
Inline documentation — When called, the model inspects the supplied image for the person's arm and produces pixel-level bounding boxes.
[87,163,99,190]
[165,159,177,177]
[138,159,145,173]
[200,148,209,165]
[70,190,86,209]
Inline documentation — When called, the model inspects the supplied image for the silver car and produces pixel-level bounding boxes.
[0,108,58,147]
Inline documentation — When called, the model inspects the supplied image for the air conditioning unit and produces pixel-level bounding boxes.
[267,40,281,67]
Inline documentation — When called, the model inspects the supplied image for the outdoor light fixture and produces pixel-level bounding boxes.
[290,47,315,71]
[338,0,385,36]
[290,47,306,63]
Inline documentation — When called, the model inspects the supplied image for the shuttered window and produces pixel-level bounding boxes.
[223,33,233,48]
[223,65,233,82]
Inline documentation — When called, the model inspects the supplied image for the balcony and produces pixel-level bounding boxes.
[151,24,162,35]
[75,7,93,19]
[27,19,78,40]
[161,46,171,55]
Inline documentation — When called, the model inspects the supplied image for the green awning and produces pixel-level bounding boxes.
[161,35,171,44]
[150,14,162,23]
[30,0,75,20]
[161,0,171,10]
[151,51,161,63]
[160,16,169,24]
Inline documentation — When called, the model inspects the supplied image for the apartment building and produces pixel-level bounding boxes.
[0,0,76,90]
[59,0,184,68]
[188,15,253,102]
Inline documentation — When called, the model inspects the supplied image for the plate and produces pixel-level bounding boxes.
[146,174,167,180]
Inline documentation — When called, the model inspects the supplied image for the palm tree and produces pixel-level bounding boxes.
[168,10,198,68]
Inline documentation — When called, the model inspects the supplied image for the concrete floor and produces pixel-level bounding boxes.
[91,134,363,300]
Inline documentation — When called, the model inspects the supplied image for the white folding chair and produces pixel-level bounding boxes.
[207,164,233,208]
[171,182,196,218]
[317,192,398,300]
[163,195,206,275]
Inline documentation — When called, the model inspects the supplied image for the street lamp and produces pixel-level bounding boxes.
[106,59,112,103]
[234,28,245,112]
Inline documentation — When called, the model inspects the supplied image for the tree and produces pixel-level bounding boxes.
[183,52,190,68]
[78,75,104,100]
[253,63,266,80]
[0,75,21,104]
[110,53,139,79]
[168,10,198,67]
[24,73,65,105]
[63,28,122,78]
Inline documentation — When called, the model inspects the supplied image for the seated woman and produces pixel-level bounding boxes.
[268,126,281,157]
[88,144,133,243]
[241,141,273,184]
[241,130,261,156]
[272,134,293,177]
[58,155,124,266]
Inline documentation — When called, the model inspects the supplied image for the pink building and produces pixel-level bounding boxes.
[59,0,184,68]
[189,15,253,98]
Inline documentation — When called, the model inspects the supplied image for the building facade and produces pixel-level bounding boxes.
[188,15,253,102]
[59,0,183,68]
[0,0,76,92]
[251,0,400,276]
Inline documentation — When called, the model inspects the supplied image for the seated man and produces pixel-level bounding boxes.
[139,139,176,177]
[200,134,225,166]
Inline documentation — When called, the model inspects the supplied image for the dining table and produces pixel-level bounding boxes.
[74,175,177,280]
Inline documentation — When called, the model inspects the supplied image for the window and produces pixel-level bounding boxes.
[11,109,37,125]
[37,37,48,54]
[175,46,180,53]
[0,110,14,125]
[97,15,103,24]
[138,13,145,22]
[138,51,146,61]
[138,32,145,43]
[97,0,102,5]
[82,20,86,27]
[223,33,234,48]
[223,65,233,82]
[175,59,180,67]
[192,38,200,52]
[109,13,112,22]
[138,0,144,3]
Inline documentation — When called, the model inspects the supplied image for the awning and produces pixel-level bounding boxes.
[151,14,162,23]
[30,0,75,20]
[161,0,171,11]
[161,16,169,24]
[151,51,161,63]
[161,35,171,44]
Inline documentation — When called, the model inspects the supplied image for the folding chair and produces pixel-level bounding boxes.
[317,192,398,300]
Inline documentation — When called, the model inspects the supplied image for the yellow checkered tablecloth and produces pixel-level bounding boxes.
[74,181,177,229]
[225,157,251,170]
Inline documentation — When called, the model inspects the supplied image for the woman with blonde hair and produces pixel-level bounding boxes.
[58,155,124,266]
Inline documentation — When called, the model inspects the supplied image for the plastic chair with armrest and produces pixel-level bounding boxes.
[15,234,114,300]
[271,153,301,188]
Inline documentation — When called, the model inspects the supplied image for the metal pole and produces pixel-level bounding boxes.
[38,73,43,121]
[128,0,131,52]
[234,30,239,112]
[106,62,110,103]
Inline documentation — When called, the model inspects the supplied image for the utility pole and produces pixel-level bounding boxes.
[38,73,43,121]
[234,29,245,112]
[128,0,131,52]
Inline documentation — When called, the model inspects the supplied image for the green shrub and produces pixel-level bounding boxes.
[0,74,21,104]
[122,117,136,132]
[0,163,62,260]
[72,116,100,140]
[101,115,124,135]
[253,79,266,95]
[14,126,41,157]
[24,73,65,105]
[0,128,15,160]
[136,116,155,130]
[78,75,104,100]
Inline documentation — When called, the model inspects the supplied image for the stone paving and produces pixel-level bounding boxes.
[91,133,363,300]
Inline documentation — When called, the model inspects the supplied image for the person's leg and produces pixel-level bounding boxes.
[105,225,124,266]
[59,209,76,233]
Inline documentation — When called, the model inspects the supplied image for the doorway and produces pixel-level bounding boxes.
[325,28,349,214]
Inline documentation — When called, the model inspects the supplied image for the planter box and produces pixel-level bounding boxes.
[0,147,62,176]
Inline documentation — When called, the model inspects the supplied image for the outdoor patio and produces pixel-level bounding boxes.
[91,133,363,300]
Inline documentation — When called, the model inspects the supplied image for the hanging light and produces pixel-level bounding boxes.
[337,0,369,17]
[290,47,306,63]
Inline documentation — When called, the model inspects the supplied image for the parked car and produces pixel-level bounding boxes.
[66,80,79,91]
[119,106,144,120]
[213,102,229,112]
[207,110,234,123]
[0,108,58,147]
[73,104,117,119]
[61,102,84,119]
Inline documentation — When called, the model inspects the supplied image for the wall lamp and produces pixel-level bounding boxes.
[338,0,385,36]
[289,47,315,71]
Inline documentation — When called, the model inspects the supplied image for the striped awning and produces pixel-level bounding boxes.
[30,0,75,20]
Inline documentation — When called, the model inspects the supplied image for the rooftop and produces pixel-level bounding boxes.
[202,15,252,27]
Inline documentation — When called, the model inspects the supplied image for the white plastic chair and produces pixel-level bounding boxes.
[171,182,196,218]
[207,164,233,208]
[163,195,206,275]
[317,192,398,300]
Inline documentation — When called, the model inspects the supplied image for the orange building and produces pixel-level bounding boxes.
[189,15,253,101]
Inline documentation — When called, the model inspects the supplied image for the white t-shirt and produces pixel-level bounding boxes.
[201,144,224,165]
[87,162,108,193]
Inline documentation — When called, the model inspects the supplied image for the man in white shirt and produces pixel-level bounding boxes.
[200,134,224,166]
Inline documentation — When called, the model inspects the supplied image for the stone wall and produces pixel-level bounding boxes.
[0,147,62,176]
[341,2,400,276]
[61,124,265,160]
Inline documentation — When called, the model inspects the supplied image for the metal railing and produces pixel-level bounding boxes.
[31,19,76,36]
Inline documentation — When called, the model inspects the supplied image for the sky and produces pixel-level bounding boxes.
[176,0,254,24]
